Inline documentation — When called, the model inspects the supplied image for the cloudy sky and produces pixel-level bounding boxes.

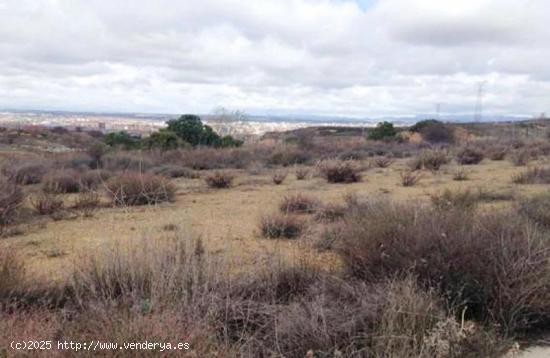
[0,0,548,118]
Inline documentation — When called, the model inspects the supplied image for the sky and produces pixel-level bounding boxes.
[0,0,548,118]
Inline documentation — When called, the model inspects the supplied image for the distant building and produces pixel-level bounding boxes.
[98,122,106,131]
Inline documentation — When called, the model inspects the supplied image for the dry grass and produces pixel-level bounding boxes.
[72,190,101,217]
[512,166,550,184]
[452,167,469,181]
[509,149,531,166]
[0,248,25,299]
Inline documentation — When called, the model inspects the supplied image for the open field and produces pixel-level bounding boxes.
[2,120,550,356]
[4,158,550,279]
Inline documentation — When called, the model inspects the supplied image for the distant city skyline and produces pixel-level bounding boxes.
[0,0,548,118]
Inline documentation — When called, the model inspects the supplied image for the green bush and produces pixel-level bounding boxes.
[368,121,397,140]
[164,115,243,148]
[141,130,187,151]
[104,131,141,149]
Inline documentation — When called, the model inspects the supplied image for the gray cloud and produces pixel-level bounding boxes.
[0,0,548,117]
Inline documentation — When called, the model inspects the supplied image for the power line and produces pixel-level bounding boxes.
[474,81,487,122]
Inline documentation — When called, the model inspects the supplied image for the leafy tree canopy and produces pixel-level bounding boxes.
[368,121,397,140]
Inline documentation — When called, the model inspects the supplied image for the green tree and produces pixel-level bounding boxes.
[104,131,140,149]
[165,114,244,148]
[220,135,243,148]
[166,114,210,146]
[368,121,397,140]
[142,130,187,151]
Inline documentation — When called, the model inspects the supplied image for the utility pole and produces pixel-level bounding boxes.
[474,81,486,122]
[435,103,441,120]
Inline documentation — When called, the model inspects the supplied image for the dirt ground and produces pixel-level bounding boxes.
[2,157,550,282]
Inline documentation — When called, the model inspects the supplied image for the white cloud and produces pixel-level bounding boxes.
[0,0,548,117]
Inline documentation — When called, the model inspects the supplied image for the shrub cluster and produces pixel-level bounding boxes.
[337,199,550,332]
[373,156,393,168]
[272,171,287,185]
[295,167,309,180]
[512,166,550,184]
[279,194,319,214]
[518,193,550,227]
[31,192,64,215]
[3,163,48,185]
[400,170,422,187]
[456,147,484,165]
[0,177,24,228]
[43,169,82,193]
[106,173,176,206]
[259,214,303,239]
[204,171,234,189]
[319,160,361,183]
[409,150,449,171]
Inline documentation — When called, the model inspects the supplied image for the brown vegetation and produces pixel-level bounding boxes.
[456,147,484,165]
[106,172,176,205]
[259,213,303,239]
[204,171,234,188]
[318,160,361,183]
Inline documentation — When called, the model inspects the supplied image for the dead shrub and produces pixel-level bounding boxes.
[318,160,361,183]
[70,235,210,305]
[0,177,24,228]
[373,156,393,168]
[412,150,449,171]
[268,146,311,167]
[106,172,176,206]
[512,166,550,184]
[43,169,81,193]
[337,199,550,333]
[103,153,154,172]
[79,169,112,190]
[295,167,309,180]
[509,149,530,166]
[452,167,469,181]
[272,171,287,185]
[259,214,303,239]
[279,194,319,214]
[3,163,48,185]
[204,171,234,189]
[518,193,550,227]
[153,165,198,179]
[31,192,64,215]
[487,146,508,161]
[314,203,347,222]
[400,170,422,187]
[456,147,484,165]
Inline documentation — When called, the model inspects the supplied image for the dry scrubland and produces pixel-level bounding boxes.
[2,121,550,356]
